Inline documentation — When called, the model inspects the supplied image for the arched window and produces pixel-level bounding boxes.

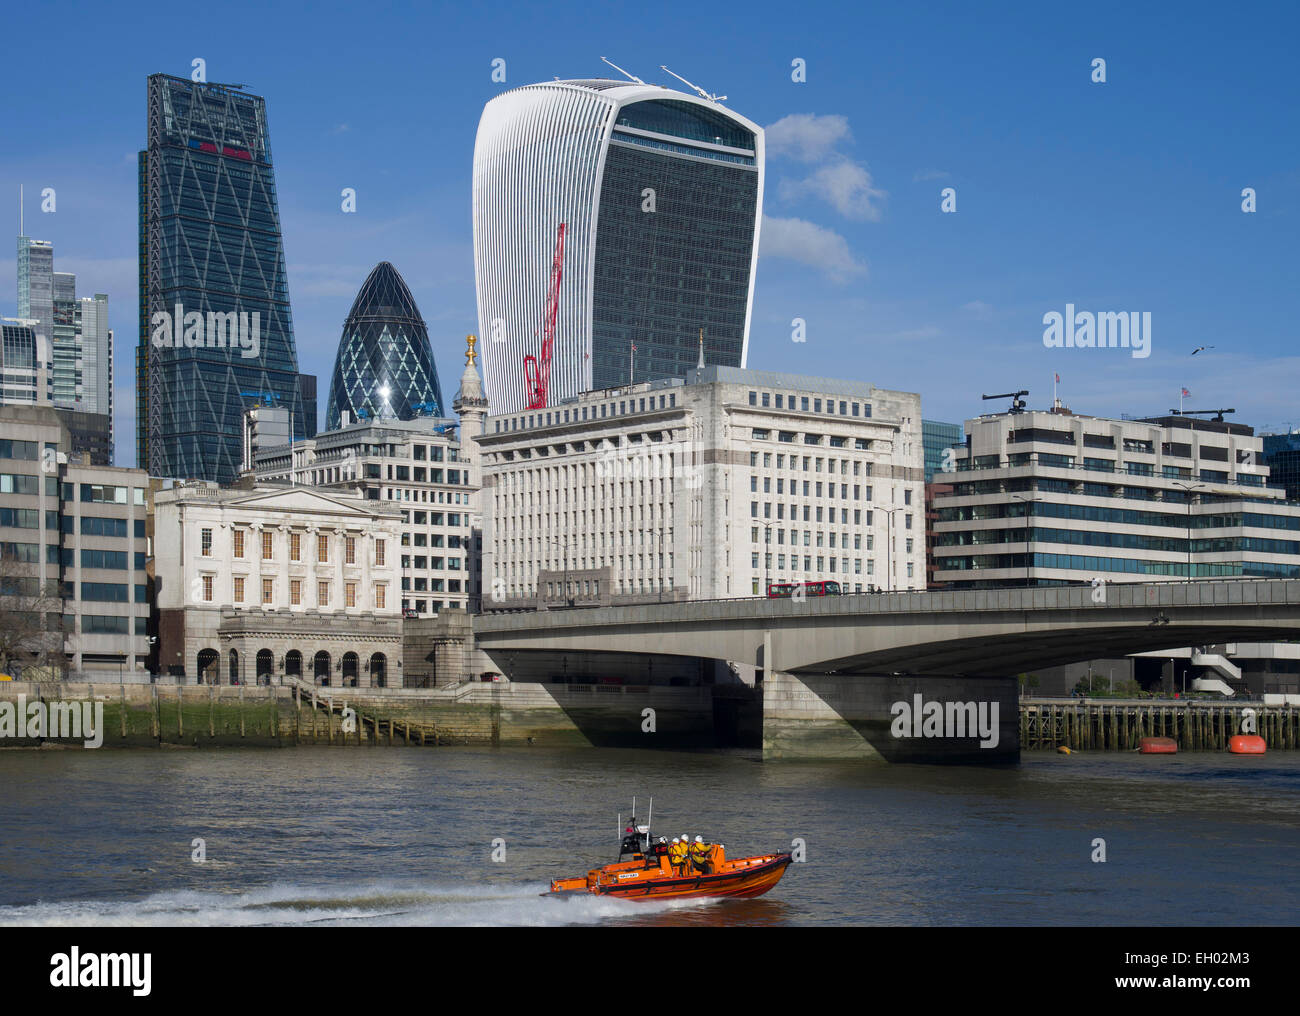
[370,652,387,689]
[197,648,219,685]
[314,650,331,687]
[342,652,359,688]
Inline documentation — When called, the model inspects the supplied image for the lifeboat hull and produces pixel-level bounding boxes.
[1228,734,1266,754]
[1139,737,1178,754]
[547,852,793,901]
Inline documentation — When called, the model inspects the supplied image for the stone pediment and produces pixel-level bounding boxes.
[225,487,385,520]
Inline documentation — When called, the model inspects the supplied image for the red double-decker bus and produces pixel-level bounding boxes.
[766,580,843,598]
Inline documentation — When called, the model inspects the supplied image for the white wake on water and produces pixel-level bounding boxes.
[0,880,720,927]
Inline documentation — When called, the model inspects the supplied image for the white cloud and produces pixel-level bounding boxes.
[759,216,867,283]
[961,300,994,320]
[780,159,886,221]
[765,113,852,162]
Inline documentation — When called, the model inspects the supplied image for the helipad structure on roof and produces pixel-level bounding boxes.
[472,77,764,414]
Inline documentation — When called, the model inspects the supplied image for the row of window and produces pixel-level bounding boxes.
[937,500,1300,531]
[494,392,679,434]
[747,390,873,418]
[204,527,387,566]
[212,574,388,609]
[937,552,1300,579]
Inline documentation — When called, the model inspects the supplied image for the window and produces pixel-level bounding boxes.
[262,578,273,604]
[262,530,273,560]
[234,577,244,603]
[375,584,387,610]
[346,536,356,564]
[201,528,212,556]
[290,579,301,605]
[375,539,386,566]
[318,534,329,563]
[345,582,356,607]
[290,532,301,561]
[233,529,245,558]
[203,575,213,602]
[318,581,330,606]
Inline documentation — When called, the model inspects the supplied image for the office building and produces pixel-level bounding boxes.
[1260,432,1300,503]
[931,407,1300,589]
[0,405,150,679]
[153,483,402,685]
[0,320,46,405]
[137,73,304,484]
[16,236,53,348]
[922,419,963,483]
[15,235,114,455]
[325,261,444,430]
[473,78,764,413]
[480,365,923,607]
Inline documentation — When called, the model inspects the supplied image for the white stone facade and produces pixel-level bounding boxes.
[478,366,925,606]
[154,485,403,685]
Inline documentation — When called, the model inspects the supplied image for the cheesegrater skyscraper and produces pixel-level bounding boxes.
[137,73,306,482]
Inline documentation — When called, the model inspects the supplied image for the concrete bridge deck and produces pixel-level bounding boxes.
[475,579,1300,676]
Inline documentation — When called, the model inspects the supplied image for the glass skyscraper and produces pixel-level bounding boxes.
[137,73,304,483]
[473,79,764,413]
[325,261,445,430]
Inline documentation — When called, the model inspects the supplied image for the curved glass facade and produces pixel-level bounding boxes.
[473,80,764,414]
[325,262,444,429]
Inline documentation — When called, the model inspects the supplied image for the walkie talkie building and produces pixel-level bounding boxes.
[137,73,305,483]
[472,79,764,414]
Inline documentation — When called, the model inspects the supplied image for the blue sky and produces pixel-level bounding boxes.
[2,0,1296,466]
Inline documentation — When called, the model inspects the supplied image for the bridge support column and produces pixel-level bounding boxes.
[762,672,1019,763]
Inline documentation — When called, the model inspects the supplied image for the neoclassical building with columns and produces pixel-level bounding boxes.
[154,484,403,686]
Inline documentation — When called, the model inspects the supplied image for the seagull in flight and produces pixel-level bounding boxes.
[1191,345,1215,355]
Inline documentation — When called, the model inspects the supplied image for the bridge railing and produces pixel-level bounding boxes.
[474,577,1300,624]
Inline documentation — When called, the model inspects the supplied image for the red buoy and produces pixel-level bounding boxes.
[1139,737,1178,754]
[1228,734,1266,754]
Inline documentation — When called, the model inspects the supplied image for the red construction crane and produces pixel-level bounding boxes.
[524,222,566,410]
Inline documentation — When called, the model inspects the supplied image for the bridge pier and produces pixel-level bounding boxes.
[762,672,1019,763]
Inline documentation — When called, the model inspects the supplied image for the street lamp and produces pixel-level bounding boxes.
[758,519,776,595]
[879,507,903,592]
[543,535,574,607]
[1171,481,1205,583]
[1011,494,1041,589]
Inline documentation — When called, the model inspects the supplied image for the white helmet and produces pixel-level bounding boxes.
[680,834,687,841]
[695,836,703,843]
[671,837,679,843]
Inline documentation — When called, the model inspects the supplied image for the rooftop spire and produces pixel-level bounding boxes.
[697,327,705,370]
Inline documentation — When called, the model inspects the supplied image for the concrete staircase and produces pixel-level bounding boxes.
[284,675,452,745]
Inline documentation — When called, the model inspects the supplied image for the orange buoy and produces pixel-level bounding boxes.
[1228,734,1266,755]
[1139,737,1178,754]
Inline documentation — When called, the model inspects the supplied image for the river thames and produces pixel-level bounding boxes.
[1,746,1297,926]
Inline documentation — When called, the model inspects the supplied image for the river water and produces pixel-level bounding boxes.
[1,746,1296,926]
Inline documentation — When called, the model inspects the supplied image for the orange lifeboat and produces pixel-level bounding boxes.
[545,799,793,901]
[1139,737,1178,754]
[1228,734,1266,754]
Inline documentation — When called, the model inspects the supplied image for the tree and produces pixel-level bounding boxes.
[0,548,64,678]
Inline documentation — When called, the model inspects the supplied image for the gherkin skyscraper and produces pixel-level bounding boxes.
[326,262,445,430]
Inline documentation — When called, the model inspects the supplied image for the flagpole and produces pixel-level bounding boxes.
[630,341,635,386]
[1180,388,1184,414]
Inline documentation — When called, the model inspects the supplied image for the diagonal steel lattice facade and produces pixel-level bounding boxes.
[325,262,445,430]
[138,73,304,483]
